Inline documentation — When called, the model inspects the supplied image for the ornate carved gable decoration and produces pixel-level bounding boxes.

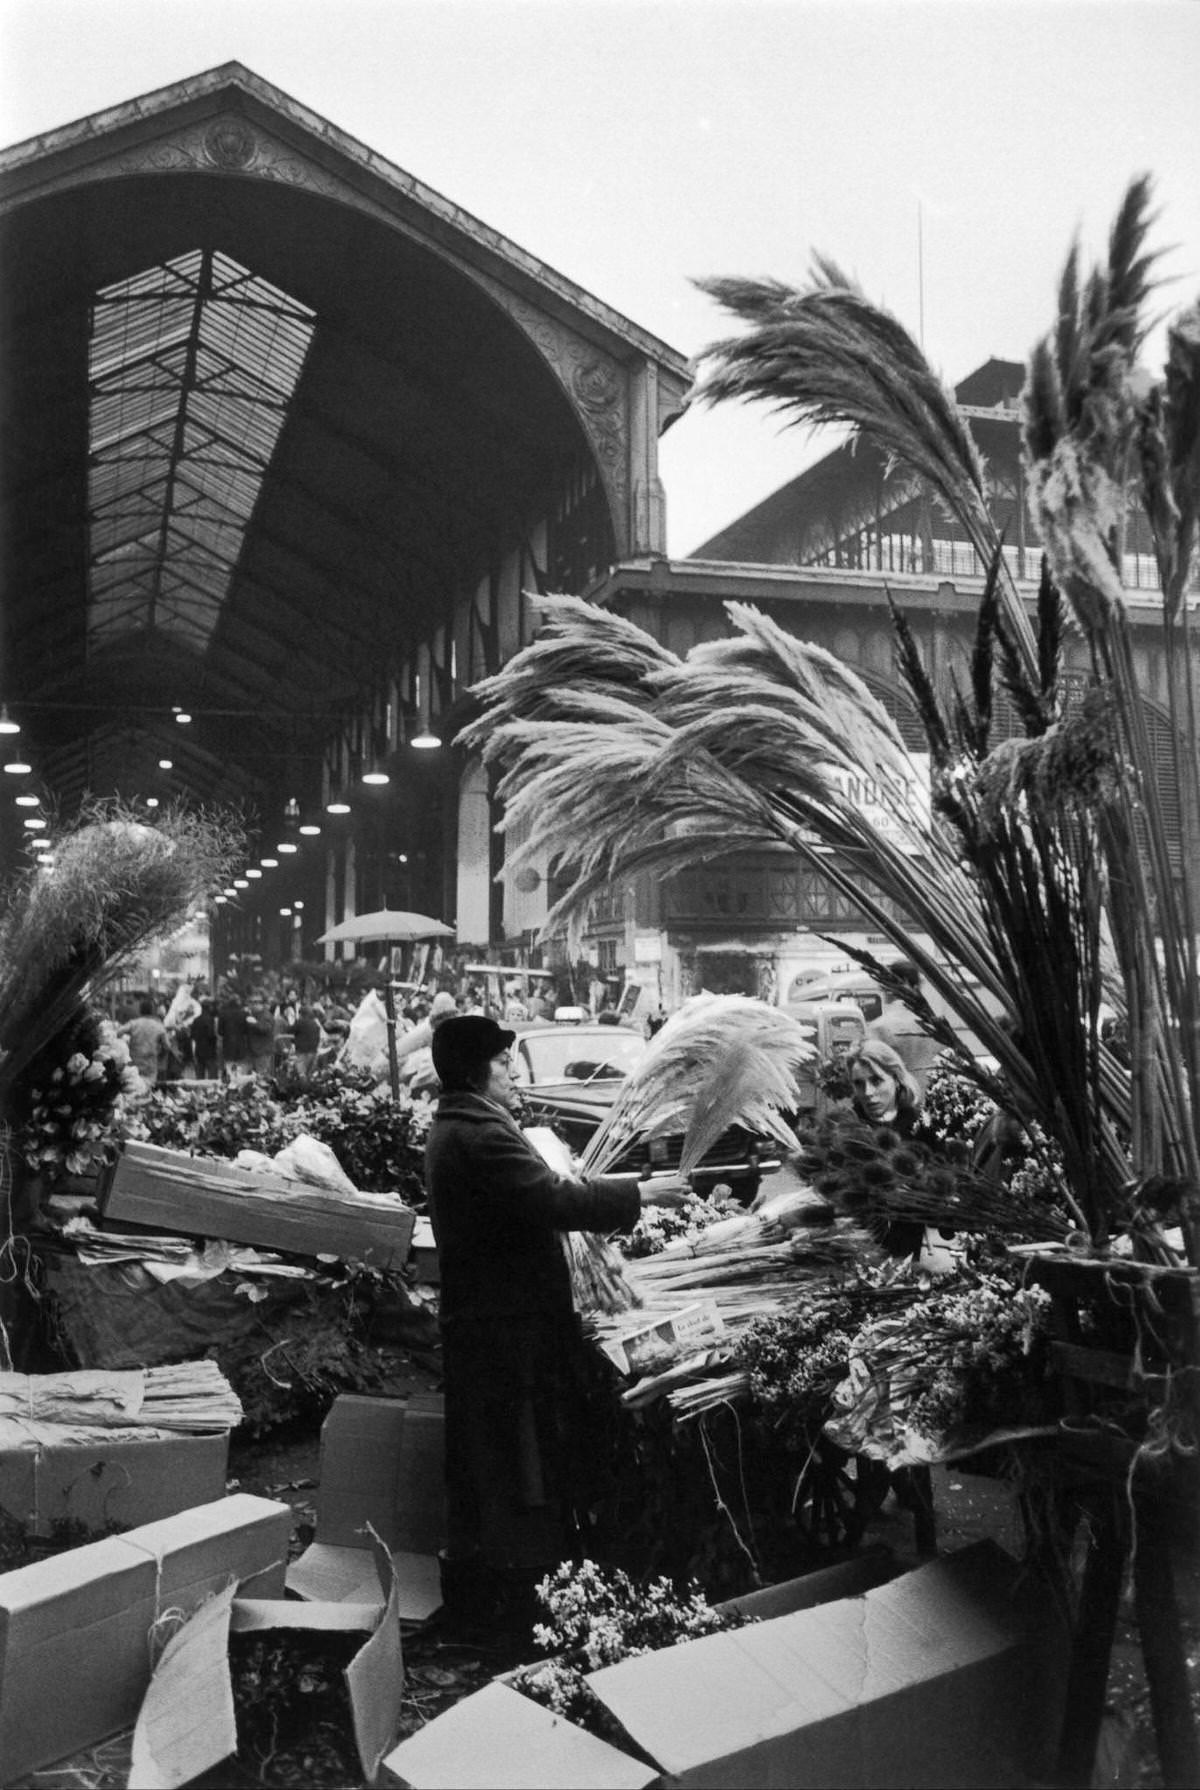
[467,280,629,513]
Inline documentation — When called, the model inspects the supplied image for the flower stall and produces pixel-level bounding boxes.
[461,179,1200,1786]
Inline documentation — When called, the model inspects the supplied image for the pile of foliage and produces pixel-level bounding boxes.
[128,1065,433,1201]
[212,1267,424,1436]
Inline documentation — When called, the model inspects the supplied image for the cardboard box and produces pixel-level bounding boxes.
[0,1421,228,1537]
[715,1543,897,1621]
[586,1542,1044,1789]
[410,1215,440,1284]
[380,1681,658,1789]
[232,1533,405,1784]
[103,1139,416,1269]
[288,1393,445,1623]
[0,1491,290,1781]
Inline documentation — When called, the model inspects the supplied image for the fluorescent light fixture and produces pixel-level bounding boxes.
[15,794,38,807]
[246,868,263,879]
[158,758,173,770]
[3,760,31,775]
[23,816,47,829]
[325,800,351,815]
[174,710,192,724]
[276,841,299,854]
[233,878,249,889]
[279,906,292,916]
[260,857,278,869]
[361,769,390,785]
[411,730,441,750]
[0,706,19,734]
[145,797,159,808]
[298,823,321,836]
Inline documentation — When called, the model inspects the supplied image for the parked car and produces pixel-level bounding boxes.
[510,1024,779,1200]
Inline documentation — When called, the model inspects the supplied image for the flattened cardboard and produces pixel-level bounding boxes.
[0,1492,290,1781]
[287,1542,442,1623]
[586,1543,1040,1789]
[129,1579,238,1789]
[0,1423,228,1536]
[104,1139,415,1269]
[379,1681,658,1789]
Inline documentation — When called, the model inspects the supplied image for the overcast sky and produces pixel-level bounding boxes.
[2,0,1197,556]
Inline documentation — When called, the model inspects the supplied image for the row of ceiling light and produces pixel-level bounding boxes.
[2,705,55,864]
[214,792,412,915]
[1,697,440,887]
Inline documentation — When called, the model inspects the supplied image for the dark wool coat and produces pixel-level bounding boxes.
[425,1090,640,1569]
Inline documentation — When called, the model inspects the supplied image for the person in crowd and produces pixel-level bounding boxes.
[272,994,297,1071]
[867,958,942,1094]
[847,1036,923,1134]
[292,1004,323,1076]
[425,1014,687,1638]
[844,1033,938,1550]
[245,993,276,1076]
[526,984,552,1022]
[217,989,249,1073]
[394,990,458,1074]
[503,983,529,1023]
[320,996,352,1041]
[190,997,220,1080]
[120,998,169,1087]
[163,980,201,1073]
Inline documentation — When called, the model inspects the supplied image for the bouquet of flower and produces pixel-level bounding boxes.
[823,1269,1052,1466]
[15,1013,142,1182]
[733,1266,920,1451]
[511,1560,745,1733]
[622,1188,736,1260]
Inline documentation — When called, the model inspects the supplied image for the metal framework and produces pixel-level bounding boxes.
[88,248,315,655]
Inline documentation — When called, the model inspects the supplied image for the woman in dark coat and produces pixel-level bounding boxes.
[425,1014,684,1633]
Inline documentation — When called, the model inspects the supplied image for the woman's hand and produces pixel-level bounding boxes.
[637,1173,691,1208]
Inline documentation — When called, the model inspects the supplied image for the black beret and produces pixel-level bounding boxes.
[431,1014,516,1087]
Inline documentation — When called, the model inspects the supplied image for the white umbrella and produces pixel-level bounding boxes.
[316,909,454,1099]
[316,909,454,945]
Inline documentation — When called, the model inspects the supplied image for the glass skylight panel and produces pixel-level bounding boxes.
[87,248,315,653]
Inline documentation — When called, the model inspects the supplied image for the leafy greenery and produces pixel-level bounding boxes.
[213,1270,415,1436]
[129,1065,432,1200]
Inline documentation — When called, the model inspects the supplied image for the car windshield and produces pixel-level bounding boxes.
[513,1028,646,1086]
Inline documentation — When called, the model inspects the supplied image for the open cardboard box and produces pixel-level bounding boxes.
[129,1529,405,1787]
[287,1392,445,1623]
[382,1542,1062,1790]
[0,1491,291,1782]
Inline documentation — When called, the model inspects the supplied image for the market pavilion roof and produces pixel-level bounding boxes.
[0,63,687,850]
